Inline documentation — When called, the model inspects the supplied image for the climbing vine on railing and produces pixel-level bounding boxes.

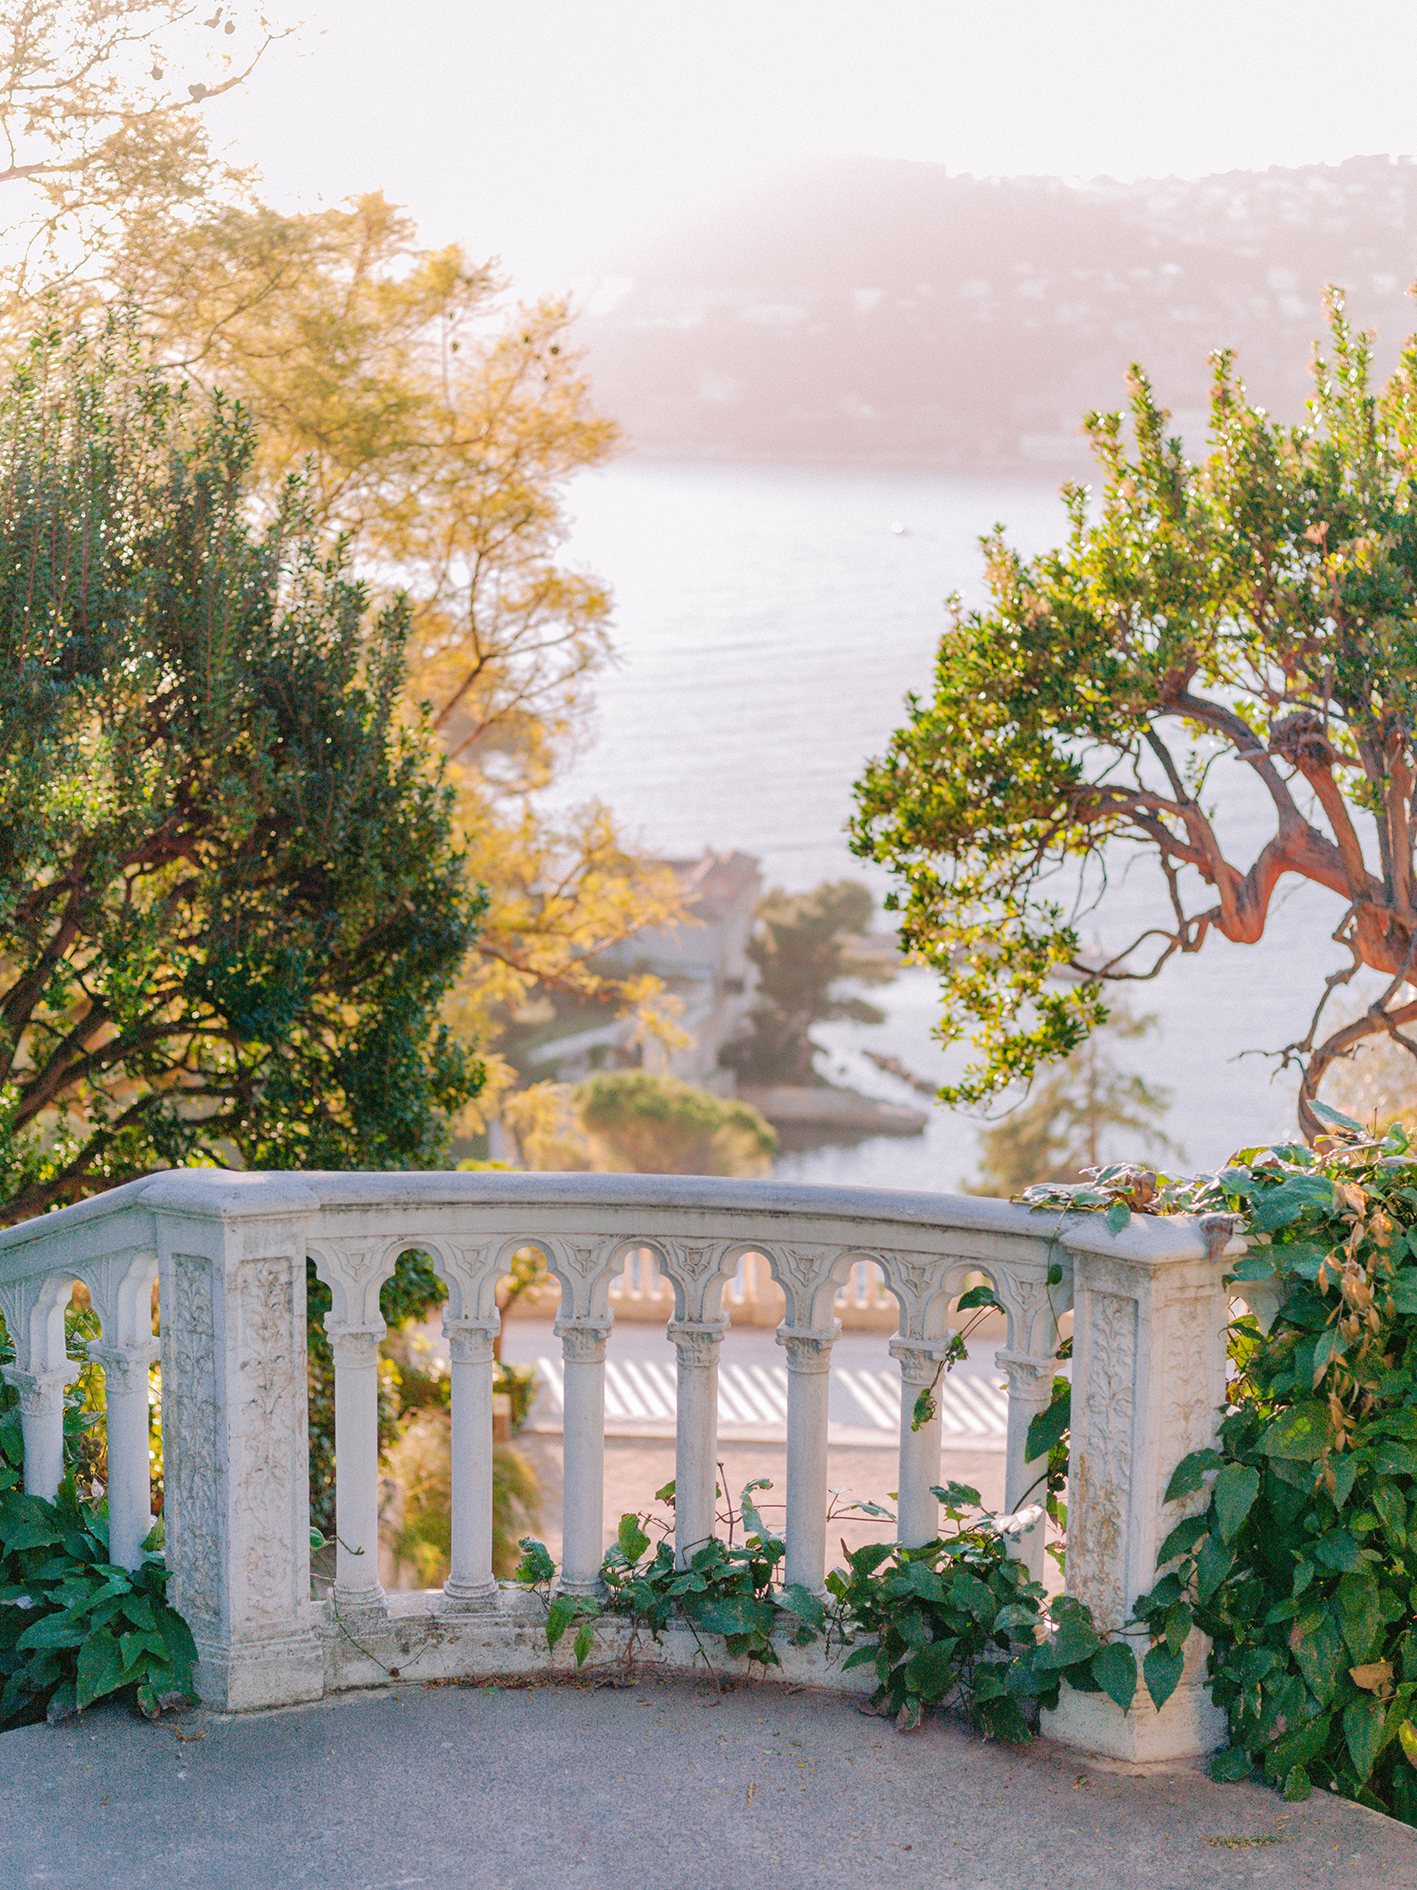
[1020,1106,1417,1827]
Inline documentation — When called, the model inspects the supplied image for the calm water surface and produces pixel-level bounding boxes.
[555,459,1337,1184]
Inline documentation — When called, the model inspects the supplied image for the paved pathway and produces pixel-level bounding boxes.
[1,1675,1408,1889]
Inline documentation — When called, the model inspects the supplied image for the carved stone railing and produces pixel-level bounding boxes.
[0,1169,1247,1761]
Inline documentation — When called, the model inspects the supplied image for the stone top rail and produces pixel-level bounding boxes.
[0,1168,1246,1766]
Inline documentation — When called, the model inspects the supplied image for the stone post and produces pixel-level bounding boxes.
[1041,1213,1238,1763]
[150,1174,324,1712]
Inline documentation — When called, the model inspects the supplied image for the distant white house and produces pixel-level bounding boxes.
[520,849,763,1093]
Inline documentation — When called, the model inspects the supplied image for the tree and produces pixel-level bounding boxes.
[0,320,483,1223]
[0,3,277,193]
[90,185,688,1119]
[721,880,893,1086]
[852,295,1417,1139]
[966,1002,1176,1197]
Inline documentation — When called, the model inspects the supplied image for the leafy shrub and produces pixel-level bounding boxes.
[575,1072,777,1177]
[0,1419,195,1727]
[512,1473,1160,1736]
[1023,1108,1417,1825]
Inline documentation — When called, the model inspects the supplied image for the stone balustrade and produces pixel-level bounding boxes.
[0,1169,1249,1761]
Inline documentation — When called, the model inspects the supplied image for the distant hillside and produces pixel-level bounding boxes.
[573,154,1417,466]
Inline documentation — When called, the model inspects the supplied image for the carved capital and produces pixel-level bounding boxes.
[308,1239,399,1331]
[445,1321,498,1368]
[1,1361,80,1414]
[654,1241,744,1324]
[994,1349,1057,1397]
[324,1324,384,1369]
[555,1320,612,1364]
[889,1338,953,1387]
[778,1327,836,1374]
[544,1236,624,1324]
[668,1318,726,1369]
[88,1337,161,1389]
[769,1245,853,1332]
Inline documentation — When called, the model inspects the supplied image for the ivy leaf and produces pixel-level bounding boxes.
[1314,1532,1364,1572]
[1035,1616,1100,1670]
[1336,1573,1382,1664]
[1164,1449,1224,1502]
[545,1595,577,1650]
[1090,1642,1137,1712]
[955,1283,1001,1311]
[1373,1482,1407,1548]
[1195,1534,1233,1605]
[572,1624,595,1669]
[1212,1464,1261,1543]
[1292,1615,1345,1706]
[1343,1697,1388,1781]
[1260,1405,1330,1462]
[75,1626,124,1709]
[617,1514,650,1563]
[1024,1388,1070,1463]
[688,1595,776,1639]
[1142,1642,1185,1710]
[1398,1720,1417,1770]
[1106,1202,1131,1234]
[1209,1747,1256,1781]
[1157,1515,1210,1564]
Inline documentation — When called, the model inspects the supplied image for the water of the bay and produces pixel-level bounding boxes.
[553,457,1335,1187]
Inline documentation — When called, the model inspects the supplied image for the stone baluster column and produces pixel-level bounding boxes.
[0,1275,80,1503]
[994,1351,1057,1583]
[767,1242,851,1592]
[558,1319,613,1593]
[668,1318,725,1564]
[991,1259,1071,1585]
[1042,1211,1240,1764]
[308,1238,401,1617]
[81,1250,161,1569]
[779,1328,836,1591]
[542,1236,624,1596]
[655,1239,742,1569]
[325,1324,387,1607]
[430,1237,506,1611]
[891,1339,952,1547]
[442,1321,500,1606]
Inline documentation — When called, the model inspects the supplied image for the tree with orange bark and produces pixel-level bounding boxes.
[853,296,1417,1139]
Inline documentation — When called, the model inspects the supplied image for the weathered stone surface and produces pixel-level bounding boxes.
[0,1676,1406,1890]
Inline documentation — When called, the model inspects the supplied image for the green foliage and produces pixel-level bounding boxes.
[0,1411,195,1728]
[850,295,1417,1132]
[574,1071,777,1177]
[968,1002,1177,1196]
[721,880,891,1086]
[0,316,485,1225]
[1025,1112,1417,1824]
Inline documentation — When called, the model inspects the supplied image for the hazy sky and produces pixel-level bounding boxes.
[214,0,1417,282]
